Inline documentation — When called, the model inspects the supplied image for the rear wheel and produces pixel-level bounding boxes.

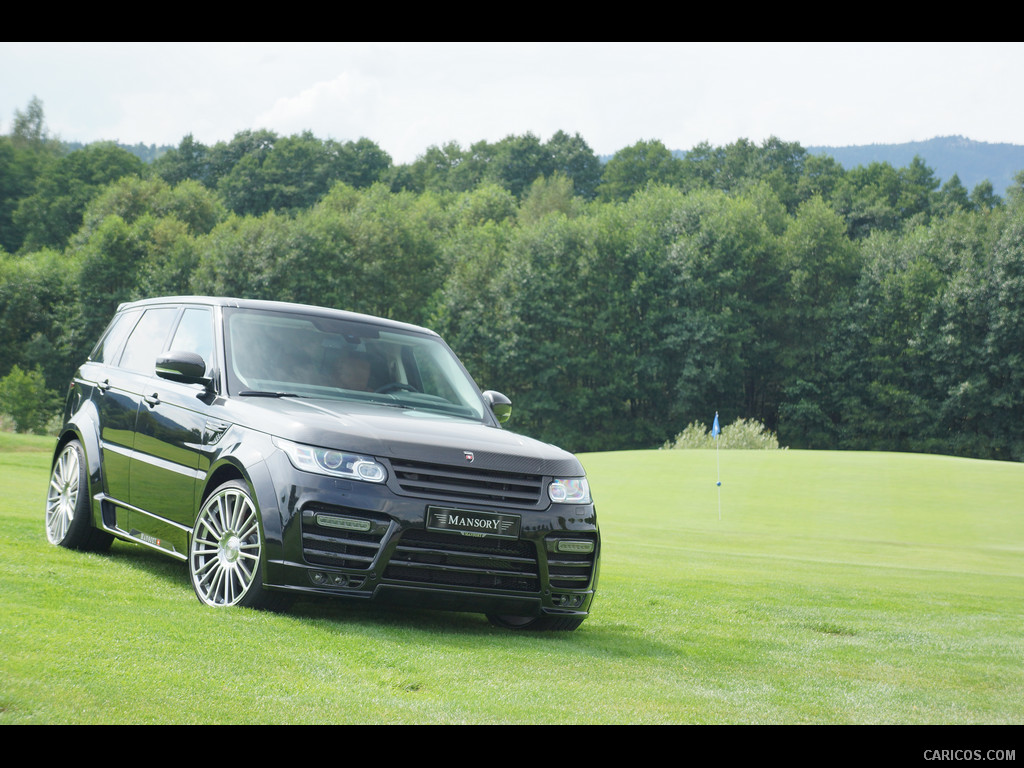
[189,480,286,610]
[45,440,113,552]
[486,613,586,631]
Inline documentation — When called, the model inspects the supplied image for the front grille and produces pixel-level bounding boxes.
[301,505,392,569]
[389,458,544,509]
[383,529,540,592]
[546,534,599,589]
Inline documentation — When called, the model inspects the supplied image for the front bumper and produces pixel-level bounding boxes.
[257,450,600,618]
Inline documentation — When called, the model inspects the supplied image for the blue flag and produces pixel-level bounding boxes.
[711,412,720,438]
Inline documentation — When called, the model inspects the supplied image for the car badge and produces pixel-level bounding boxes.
[463,451,474,463]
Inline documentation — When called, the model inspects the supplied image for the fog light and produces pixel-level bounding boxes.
[556,539,594,554]
[316,514,372,532]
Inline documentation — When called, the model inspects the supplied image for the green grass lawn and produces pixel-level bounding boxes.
[2,434,1021,724]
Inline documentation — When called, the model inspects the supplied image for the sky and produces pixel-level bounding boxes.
[2,42,1023,164]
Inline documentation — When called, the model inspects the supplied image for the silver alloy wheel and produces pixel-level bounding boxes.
[46,443,81,545]
[189,484,262,607]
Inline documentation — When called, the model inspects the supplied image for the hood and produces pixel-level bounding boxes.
[220,395,584,477]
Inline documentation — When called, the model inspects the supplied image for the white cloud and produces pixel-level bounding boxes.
[255,71,382,138]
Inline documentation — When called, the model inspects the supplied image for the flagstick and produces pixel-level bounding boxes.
[716,435,721,521]
[712,411,722,520]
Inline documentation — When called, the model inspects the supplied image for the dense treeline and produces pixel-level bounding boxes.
[2,99,1023,460]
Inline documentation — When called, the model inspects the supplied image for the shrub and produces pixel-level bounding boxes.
[662,417,784,450]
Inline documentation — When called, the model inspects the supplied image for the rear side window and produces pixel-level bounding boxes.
[119,307,178,374]
[89,309,142,365]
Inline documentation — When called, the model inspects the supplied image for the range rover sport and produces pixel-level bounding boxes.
[45,297,599,630]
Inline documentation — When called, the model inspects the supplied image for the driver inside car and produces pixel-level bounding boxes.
[331,350,374,391]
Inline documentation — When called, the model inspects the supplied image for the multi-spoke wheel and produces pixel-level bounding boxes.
[189,480,283,610]
[45,440,112,552]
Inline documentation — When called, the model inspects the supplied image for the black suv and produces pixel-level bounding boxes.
[45,297,599,630]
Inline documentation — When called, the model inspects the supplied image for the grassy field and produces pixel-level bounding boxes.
[1,433,1022,724]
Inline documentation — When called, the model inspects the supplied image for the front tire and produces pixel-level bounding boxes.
[45,440,113,552]
[189,480,284,610]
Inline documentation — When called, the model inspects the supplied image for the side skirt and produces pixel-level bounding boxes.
[95,493,190,561]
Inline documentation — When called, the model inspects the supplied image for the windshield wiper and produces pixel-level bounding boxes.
[237,390,308,398]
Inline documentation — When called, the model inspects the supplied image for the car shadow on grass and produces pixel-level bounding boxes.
[103,538,595,638]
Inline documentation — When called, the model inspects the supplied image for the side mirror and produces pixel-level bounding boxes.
[156,350,211,390]
[482,390,512,424]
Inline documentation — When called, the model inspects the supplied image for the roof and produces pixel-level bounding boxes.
[114,296,438,337]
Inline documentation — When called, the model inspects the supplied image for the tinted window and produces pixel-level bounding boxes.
[119,307,178,374]
[89,309,142,365]
[169,307,215,369]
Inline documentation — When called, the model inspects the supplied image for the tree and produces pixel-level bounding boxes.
[833,161,909,238]
[796,153,845,203]
[775,196,861,447]
[215,132,392,216]
[0,364,59,434]
[597,139,683,202]
[518,173,583,224]
[74,214,148,343]
[152,134,211,187]
[1006,170,1024,210]
[935,173,971,217]
[483,133,551,199]
[544,131,603,200]
[193,184,446,326]
[900,155,941,221]
[13,142,143,252]
[0,98,63,252]
[0,248,78,390]
[922,210,1024,459]
[449,183,518,227]
[679,137,808,210]
[336,137,392,188]
[667,189,787,427]
[969,179,1001,211]
[751,136,808,211]
[207,129,278,185]
[11,96,52,147]
[393,141,463,193]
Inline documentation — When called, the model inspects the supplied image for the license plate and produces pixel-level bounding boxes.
[426,506,521,539]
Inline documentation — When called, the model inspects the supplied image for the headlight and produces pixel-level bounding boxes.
[273,438,387,483]
[548,477,591,504]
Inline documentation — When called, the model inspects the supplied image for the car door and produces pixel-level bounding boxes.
[129,305,217,555]
[84,307,145,507]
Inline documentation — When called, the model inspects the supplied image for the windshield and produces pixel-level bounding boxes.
[223,307,486,421]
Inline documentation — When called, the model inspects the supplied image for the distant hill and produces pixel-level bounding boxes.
[807,136,1024,197]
